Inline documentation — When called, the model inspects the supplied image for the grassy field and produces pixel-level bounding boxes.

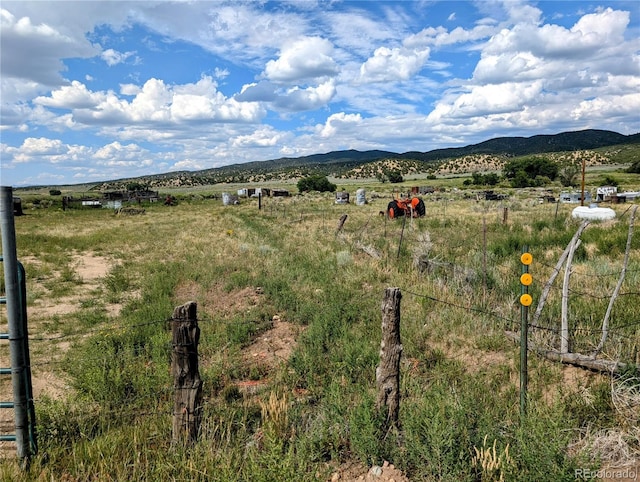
[1,172,639,481]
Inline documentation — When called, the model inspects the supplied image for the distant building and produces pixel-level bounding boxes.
[335,191,350,204]
[238,188,256,197]
[560,191,592,204]
[254,188,271,197]
[619,191,640,201]
[271,189,289,197]
[13,197,23,216]
[596,186,617,201]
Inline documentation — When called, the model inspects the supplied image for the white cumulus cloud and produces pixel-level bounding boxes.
[101,48,135,66]
[359,46,430,83]
[264,37,338,82]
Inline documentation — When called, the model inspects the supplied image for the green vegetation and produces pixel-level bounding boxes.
[2,162,639,481]
[297,174,337,193]
[627,161,640,173]
[503,156,559,187]
[463,172,500,186]
[126,181,147,191]
[558,160,581,187]
[386,169,404,183]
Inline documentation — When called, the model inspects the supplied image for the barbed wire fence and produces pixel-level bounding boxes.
[5,196,639,452]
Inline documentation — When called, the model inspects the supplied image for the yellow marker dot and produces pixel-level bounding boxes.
[520,273,532,286]
[521,252,533,265]
[520,294,532,306]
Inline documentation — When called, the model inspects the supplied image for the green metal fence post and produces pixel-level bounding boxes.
[519,247,533,419]
[0,186,32,460]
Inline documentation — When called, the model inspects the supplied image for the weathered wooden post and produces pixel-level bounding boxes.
[336,214,348,235]
[171,301,202,445]
[376,288,402,428]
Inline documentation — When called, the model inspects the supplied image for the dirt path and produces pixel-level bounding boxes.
[1,252,114,458]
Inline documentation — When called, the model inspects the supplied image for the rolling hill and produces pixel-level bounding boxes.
[85,129,640,190]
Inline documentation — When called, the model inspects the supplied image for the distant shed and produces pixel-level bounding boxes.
[238,188,256,197]
[335,191,350,204]
[483,190,507,201]
[13,197,23,216]
[272,189,290,197]
[255,188,271,197]
[560,191,592,204]
[596,186,617,201]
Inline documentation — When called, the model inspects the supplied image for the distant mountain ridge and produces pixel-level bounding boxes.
[89,129,639,190]
[201,129,638,173]
[398,129,640,161]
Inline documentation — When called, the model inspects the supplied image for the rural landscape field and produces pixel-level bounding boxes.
[1,144,640,481]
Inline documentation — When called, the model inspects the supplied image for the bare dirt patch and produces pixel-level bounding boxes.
[2,252,116,444]
[242,314,297,372]
[72,252,111,283]
[203,284,266,319]
[328,460,410,482]
[173,281,301,393]
[174,282,269,320]
[26,252,123,320]
[2,252,115,456]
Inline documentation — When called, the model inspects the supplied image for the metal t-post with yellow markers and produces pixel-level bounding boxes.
[520,248,533,418]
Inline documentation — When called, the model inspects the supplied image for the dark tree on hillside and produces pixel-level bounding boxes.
[470,172,500,186]
[559,160,581,187]
[127,182,146,191]
[503,157,558,187]
[297,175,337,192]
[627,161,640,173]
[387,169,404,183]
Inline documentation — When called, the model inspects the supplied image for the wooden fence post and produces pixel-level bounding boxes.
[171,301,202,445]
[376,288,402,428]
[336,214,348,235]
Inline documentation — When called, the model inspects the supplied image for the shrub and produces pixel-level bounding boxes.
[297,175,337,193]
[559,161,581,187]
[387,169,404,183]
[470,172,500,186]
[627,160,640,173]
[504,157,558,187]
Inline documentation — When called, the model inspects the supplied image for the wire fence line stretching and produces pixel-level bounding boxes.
[566,288,640,299]
[536,258,640,277]
[23,285,638,357]
[28,317,173,342]
[17,245,639,388]
[17,291,639,441]
[401,288,517,329]
[28,313,248,343]
[403,287,639,332]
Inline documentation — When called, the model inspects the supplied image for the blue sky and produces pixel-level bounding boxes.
[1,0,639,187]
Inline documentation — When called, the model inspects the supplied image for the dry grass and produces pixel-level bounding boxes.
[3,180,639,479]
[569,426,640,467]
[612,375,640,427]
